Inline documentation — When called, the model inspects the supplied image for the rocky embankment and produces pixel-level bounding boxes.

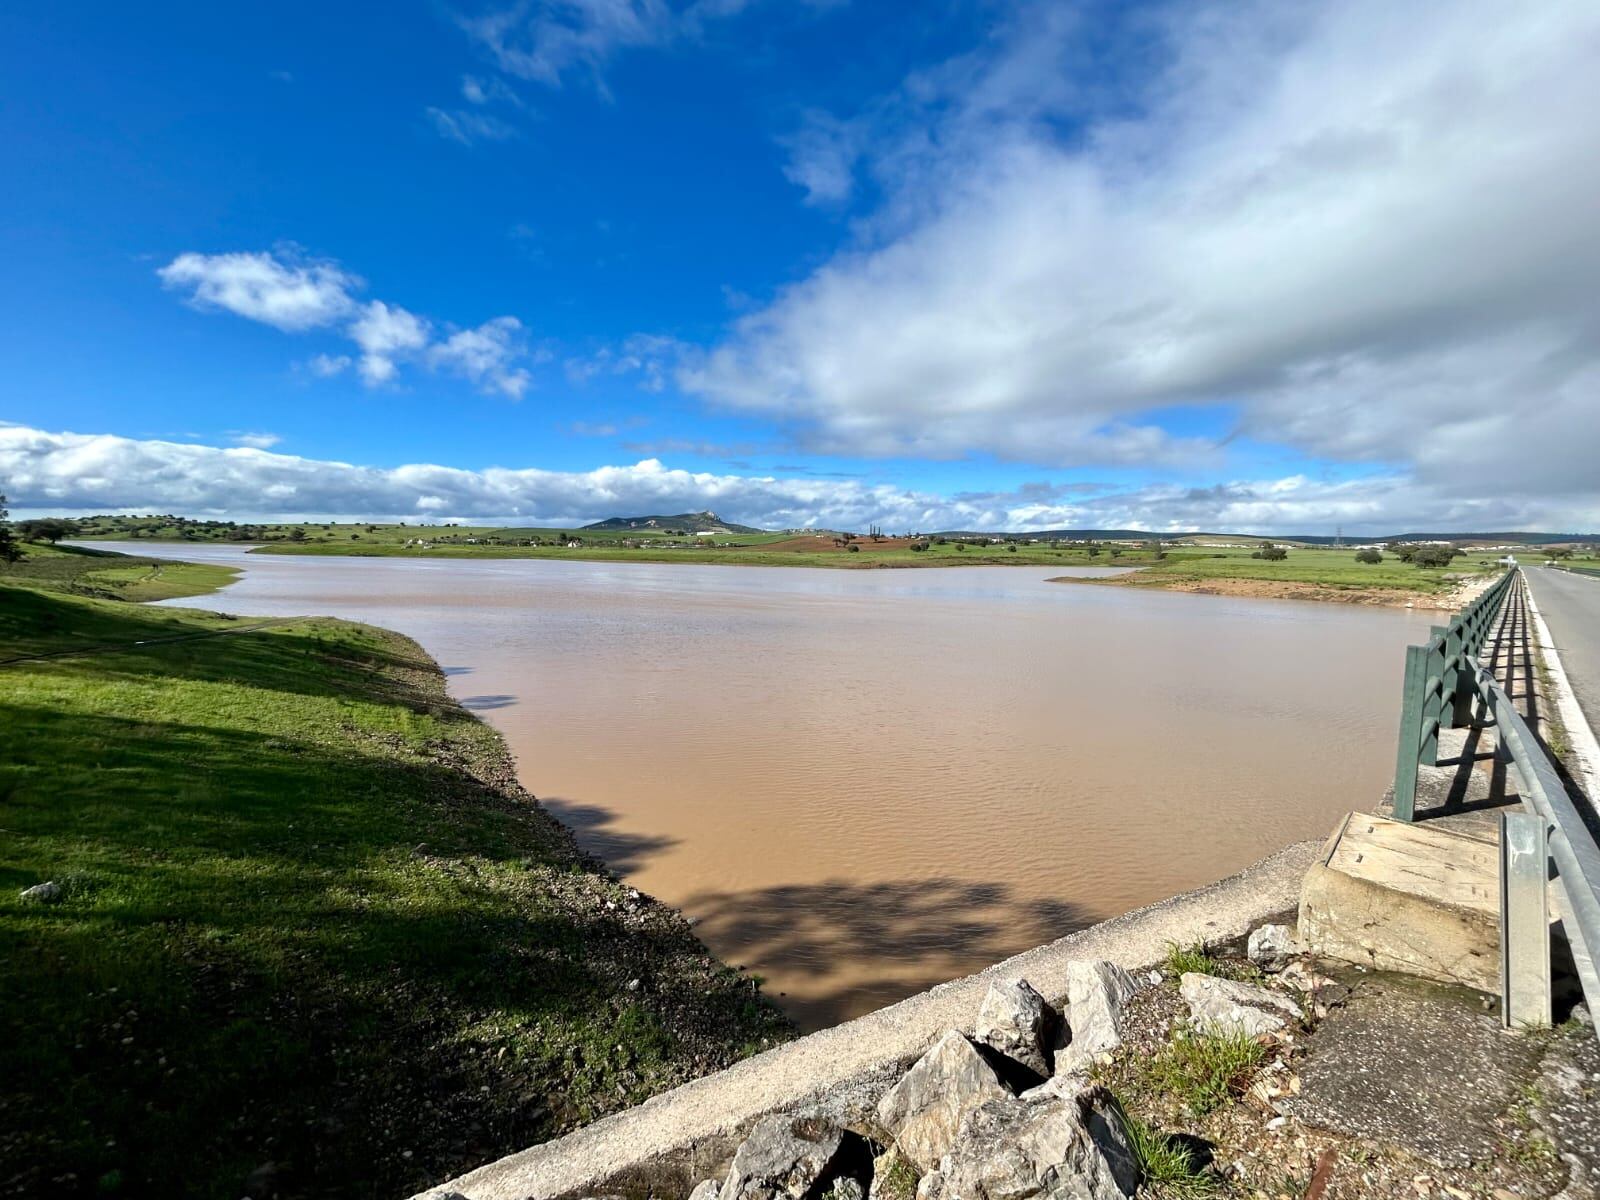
[539,920,1596,1200]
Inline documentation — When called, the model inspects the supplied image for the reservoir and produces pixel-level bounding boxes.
[87,543,1438,1028]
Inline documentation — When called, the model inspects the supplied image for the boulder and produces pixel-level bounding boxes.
[689,1181,722,1200]
[915,1086,1138,1200]
[974,978,1055,1077]
[1247,924,1297,971]
[877,1031,1012,1173]
[721,1115,870,1200]
[1179,973,1301,1037]
[1055,961,1138,1072]
[19,881,63,904]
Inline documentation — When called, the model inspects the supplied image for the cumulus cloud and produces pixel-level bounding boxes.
[157,251,358,331]
[350,301,431,386]
[428,316,534,398]
[3,424,1595,534]
[690,0,1600,485]
[160,250,538,397]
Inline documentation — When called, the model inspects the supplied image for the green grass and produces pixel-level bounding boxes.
[1099,545,1483,595]
[0,585,788,1198]
[1,542,238,602]
[1142,1028,1269,1117]
[1118,1105,1219,1198]
[1162,941,1220,977]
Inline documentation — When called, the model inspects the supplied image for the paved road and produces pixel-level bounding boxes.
[1525,566,1600,743]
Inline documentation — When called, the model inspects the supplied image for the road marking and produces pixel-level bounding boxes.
[1524,573,1600,803]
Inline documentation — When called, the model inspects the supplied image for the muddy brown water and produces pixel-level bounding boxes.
[89,543,1438,1029]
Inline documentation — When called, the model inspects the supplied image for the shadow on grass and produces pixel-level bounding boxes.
[0,592,788,1200]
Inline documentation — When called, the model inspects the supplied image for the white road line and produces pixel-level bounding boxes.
[1524,572,1600,804]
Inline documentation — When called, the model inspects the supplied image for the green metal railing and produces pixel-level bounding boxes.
[1391,568,1517,822]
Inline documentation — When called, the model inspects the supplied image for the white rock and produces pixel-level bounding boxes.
[688,1181,721,1200]
[1179,973,1301,1037]
[721,1115,866,1200]
[974,977,1055,1077]
[1247,924,1297,971]
[19,881,63,903]
[1056,961,1139,1072]
[877,1031,1011,1173]
[925,1089,1138,1200]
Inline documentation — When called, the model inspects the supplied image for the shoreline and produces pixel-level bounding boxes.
[1047,568,1494,611]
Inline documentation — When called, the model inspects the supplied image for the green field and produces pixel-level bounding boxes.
[0,575,787,1196]
[1,541,239,602]
[1103,544,1488,595]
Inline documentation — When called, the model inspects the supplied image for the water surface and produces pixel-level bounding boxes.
[86,544,1435,1028]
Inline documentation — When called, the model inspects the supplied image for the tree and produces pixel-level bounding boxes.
[1413,545,1456,568]
[1006,543,1017,553]
[289,527,307,541]
[1395,544,1419,563]
[1355,548,1383,564]
[0,494,19,565]
[1109,546,1124,558]
[1255,542,1288,561]
[954,542,966,552]
[18,517,75,543]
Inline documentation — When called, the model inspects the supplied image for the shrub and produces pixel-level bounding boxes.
[1257,542,1288,561]
[1413,545,1456,568]
[846,543,859,553]
[1355,548,1382,564]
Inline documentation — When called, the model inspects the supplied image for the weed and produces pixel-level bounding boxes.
[1118,1105,1219,1198]
[1145,1028,1268,1117]
[1163,941,1219,977]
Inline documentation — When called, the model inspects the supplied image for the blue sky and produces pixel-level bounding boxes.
[2,1,1597,532]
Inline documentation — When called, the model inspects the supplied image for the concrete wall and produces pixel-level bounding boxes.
[413,840,1319,1200]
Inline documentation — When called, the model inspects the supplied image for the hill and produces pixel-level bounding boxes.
[582,510,764,534]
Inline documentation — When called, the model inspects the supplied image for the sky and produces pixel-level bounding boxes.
[2,0,1598,534]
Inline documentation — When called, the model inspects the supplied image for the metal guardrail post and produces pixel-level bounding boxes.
[1500,810,1551,1028]
[1421,630,1446,766]
[1393,643,1429,822]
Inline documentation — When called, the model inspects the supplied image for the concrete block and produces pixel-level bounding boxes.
[1298,813,1499,993]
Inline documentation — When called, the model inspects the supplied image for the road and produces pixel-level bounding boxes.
[1524,566,1600,745]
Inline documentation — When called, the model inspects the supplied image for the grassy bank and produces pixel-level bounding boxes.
[1057,545,1487,606]
[2,541,238,602]
[0,585,789,1199]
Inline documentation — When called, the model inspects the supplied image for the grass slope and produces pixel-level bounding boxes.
[1075,545,1490,599]
[0,587,789,1199]
[2,542,237,602]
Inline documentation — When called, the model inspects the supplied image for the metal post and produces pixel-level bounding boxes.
[1500,811,1551,1029]
[1421,633,1446,766]
[1393,644,1428,822]
[1443,623,1471,728]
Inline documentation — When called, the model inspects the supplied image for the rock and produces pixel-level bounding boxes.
[974,977,1055,1077]
[1056,960,1138,1072]
[242,1161,286,1198]
[919,1086,1139,1200]
[1247,923,1297,971]
[19,881,63,904]
[877,1031,1012,1173]
[689,1181,722,1200]
[1180,973,1301,1037]
[824,1181,865,1200]
[722,1114,870,1200]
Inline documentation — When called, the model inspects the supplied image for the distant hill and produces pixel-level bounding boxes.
[581,510,764,534]
[936,528,1600,545]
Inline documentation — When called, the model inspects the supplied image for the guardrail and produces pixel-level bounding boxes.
[1391,569,1600,1033]
[1391,568,1516,822]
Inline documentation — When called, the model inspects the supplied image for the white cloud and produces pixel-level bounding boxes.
[350,301,431,386]
[778,110,865,205]
[157,251,358,332]
[691,0,1600,485]
[307,353,351,377]
[3,424,1595,534]
[229,431,282,449]
[425,106,518,145]
[162,250,539,397]
[428,316,533,399]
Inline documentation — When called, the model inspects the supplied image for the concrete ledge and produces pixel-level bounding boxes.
[413,840,1320,1200]
[1299,812,1499,992]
